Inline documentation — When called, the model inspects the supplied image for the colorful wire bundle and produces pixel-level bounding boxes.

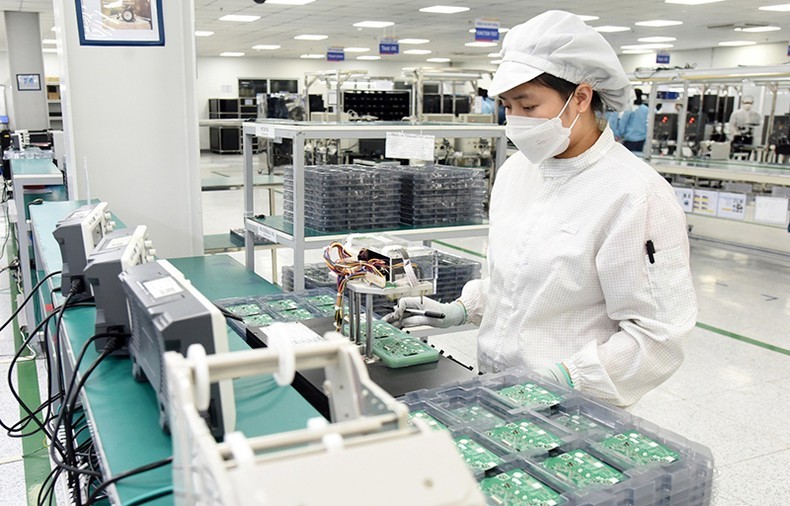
[322,242,387,330]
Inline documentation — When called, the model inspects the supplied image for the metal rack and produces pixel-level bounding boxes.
[241,120,507,290]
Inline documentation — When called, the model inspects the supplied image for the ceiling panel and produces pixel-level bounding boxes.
[0,0,787,63]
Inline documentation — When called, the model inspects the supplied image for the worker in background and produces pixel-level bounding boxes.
[385,10,697,408]
[729,95,761,150]
[605,109,620,140]
[616,88,650,152]
[478,87,495,115]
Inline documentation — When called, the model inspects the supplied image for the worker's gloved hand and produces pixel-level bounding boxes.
[537,363,574,389]
[383,297,466,329]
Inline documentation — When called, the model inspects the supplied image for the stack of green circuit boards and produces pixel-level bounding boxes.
[402,370,714,506]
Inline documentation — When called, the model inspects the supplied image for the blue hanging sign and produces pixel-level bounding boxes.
[379,37,399,55]
[656,51,671,65]
[475,19,500,42]
[327,47,345,61]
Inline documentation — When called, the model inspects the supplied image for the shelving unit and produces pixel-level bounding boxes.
[241,120,507,290]
[208,98,260,153]
[46,77,62,130]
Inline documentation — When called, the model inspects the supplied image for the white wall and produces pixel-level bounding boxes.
[617,42,789,74]
[54,0,204,258]
[3,11,48,130]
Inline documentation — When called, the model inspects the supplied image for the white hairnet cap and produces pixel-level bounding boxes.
[489,10,632,112]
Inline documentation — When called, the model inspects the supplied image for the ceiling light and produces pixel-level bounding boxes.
[353,21,394,28]
[195,30,214,37]
[621,43,674,49]
[622,49,655,54]
[220,52,245,57]
[638,36,677,42]
[419,5,470,14]
[427,57,451,62]
[252,44,281,50]
[399,38,430,44]
[266,0,316,4]
[635,20,683,27]
[465,41,498,47]
[576,15,600,21]
[42,39,57,44]
[718,40,757,46]
[490,59,503,64]
[219,14,260,22]
[344,47,370,52]
[758,3,790,11]
[404,49,432,55]
[295,34,328,40]
[593,25,631,33]
[735,26,781,32]
[42,48,58,53]
[487,52,501,57]
[300,53,325,59]
[665,0,724,4]
[357,55,381,60]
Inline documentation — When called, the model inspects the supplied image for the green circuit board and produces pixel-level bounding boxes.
[273,308,315,321]
[449,404,505,426]
[454,436,502,471]
[373,336,439,368]
[343,320,408,339]
[497,383,563,408]
[408,410,448,431]
[479,469,566,506]
[226,303,262,317]
[553,413,603,433]
[242,313,275,328]
[312,305,336,317]
[487,420,564,452]
[600,432,679,466]
[542,450,624,488]
[264,299,300,311]
[304,294,336,307]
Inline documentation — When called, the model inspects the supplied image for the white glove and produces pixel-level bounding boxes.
[537,363,574,388]
[383,297,466,329]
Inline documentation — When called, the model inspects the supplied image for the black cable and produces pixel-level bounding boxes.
[215,303,244,322]
[0,270,62,333]
[86,456,173,505]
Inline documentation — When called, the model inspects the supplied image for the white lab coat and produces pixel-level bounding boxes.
[460,126,697,407]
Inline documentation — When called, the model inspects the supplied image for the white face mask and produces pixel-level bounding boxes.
[742,103,753,111]
[505,93,581,165]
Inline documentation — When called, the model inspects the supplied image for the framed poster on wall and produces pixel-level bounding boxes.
[16,74,42,91]
[76,0,165,46]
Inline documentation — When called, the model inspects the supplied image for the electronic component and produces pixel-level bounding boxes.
[343,233,438,289]
[373,336,439,368]
[53,202,115,297]
[454,436,502,471]
[487,420,564,452]
[119,260,235,439]
[408,410,448,432]
[304,294,336,307]
[226,303,264,317]
[497,383,563,408]
[450,404,505,426]
[479,469,566,506]
[553,413,602,434]
[242,313,275,328]
[84,226,154,354]
[600,432,679,466]
[272,307,315,321]
[264,299,300,311]
[542,450,624,488]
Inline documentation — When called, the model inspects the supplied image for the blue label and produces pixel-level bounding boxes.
[327,50,345,61]
[379,43,399,55]
[475,28,499,41]
[656,52,670,64]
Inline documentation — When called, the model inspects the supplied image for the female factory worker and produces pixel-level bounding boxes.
[385,11,697,408]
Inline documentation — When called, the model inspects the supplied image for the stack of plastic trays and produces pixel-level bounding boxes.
[391,165,486,227]
[281,264,393,315]
[433,252,482,303]
[403,370,714,506]
[284,165,401,233]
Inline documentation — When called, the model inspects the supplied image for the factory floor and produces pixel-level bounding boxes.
[1,152,788,504]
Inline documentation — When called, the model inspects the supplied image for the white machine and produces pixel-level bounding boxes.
[165,335,484,506]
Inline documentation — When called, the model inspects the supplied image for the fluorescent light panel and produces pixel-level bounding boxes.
[427,57,451,62]
[622,49,654,54]
[195,30,214,37]
[42,39,57,44]
[220,52,245,57]
[736,26,781,32]
[404,49,432,55]
[294,34,328,40]
[665,0,723,4]
[419,5,470,14]
[621,43,674,49]
[594,25,631,33]
[42,48,58,53]
[758,3,790,11]
[219,14,260,22]
[465,41,498,47]
[252,44,281,50]
[357,55,381,60]
[638,36,677,42]
[718,40,757,46]
[576,15,600,21]
[344,47,370,52]
[300,53,324,58]
[353,21,394,28]
[635,19,683,27]
[487,52,501,57]
[399,38,430,44]
[490,59,502,64]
